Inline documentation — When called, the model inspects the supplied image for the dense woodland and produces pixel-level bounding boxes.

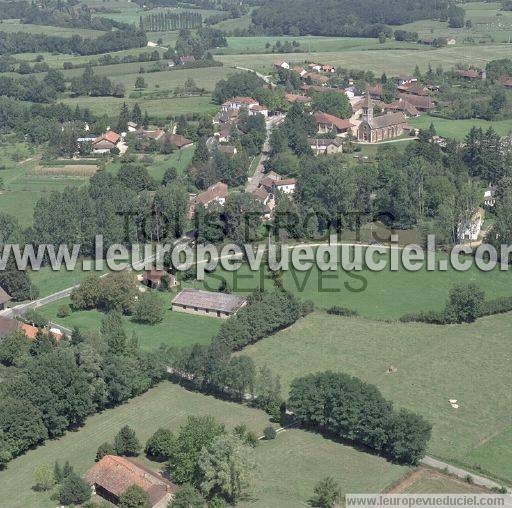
[252,0,455,37]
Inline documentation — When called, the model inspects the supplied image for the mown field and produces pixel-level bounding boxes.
[409,115,512,140]
[401,2,512,43]
[202,247,512,320]
[39,290,221,350]
[216,43,512,75]
[0,381,409,508]
[242,311,512,484]
[0,18,105,38]
[61,95,216,119]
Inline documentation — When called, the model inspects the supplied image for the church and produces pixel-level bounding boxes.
[357,93,408,143]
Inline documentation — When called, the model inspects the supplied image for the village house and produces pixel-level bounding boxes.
[85,455,177,507]
[248,104,269,117]
[357,94,408,143]
[285,93,312,105]
[397,82,428,96]
[308,63,322,72]
[221,97,259,113]
[455,68,486,80]
[171,288,247,318]
[91,130,121,154]
[188,181,228,218]
[367,83,383,99]
[162,133,193,149]
[303,73,330,86]
[127,121,139,132]
[259,171,283,192]
[458,208,485,242]
[142,268,178,289]
[273,178,296,194]
[396,75,417,86]
[398,93,435,111]
[251,186,274,209]
[0,287,11,311]
[0,315,63,340]
[313,111,354,137]
[321,64,335,73]
[499,76,512,88]
[384,98,420,117]
[142,129,165,141]
[309,138,343,155]
[274,60,290,70]
[291,66,307,77]
[0,315,19,338]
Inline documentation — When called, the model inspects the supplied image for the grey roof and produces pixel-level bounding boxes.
[309,138,343,147]
[172,289,247,314]
[0,316,19,338]
[0,286,11,304]
[368,112,407,129]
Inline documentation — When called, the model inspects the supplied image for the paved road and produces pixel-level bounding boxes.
[421,456,510,492]
[234,66,274,85]
[0,254,157,319]
[245,114,285,193]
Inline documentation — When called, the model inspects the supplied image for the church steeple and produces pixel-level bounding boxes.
[362,90,373,123]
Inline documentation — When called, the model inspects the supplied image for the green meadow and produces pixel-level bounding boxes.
[243,311,512,484]
[409,115,512,140]
[0,381,409,508]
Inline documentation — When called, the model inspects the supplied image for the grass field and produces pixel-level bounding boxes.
[0,18,105,38]
[0,381,409,508]
[215,36,418,55]
[410,115,512,140]
[242,311,512,483]
[61,95,216,119]
[39,290,221,350]
[202,247,512,320]
[216,43,512,75]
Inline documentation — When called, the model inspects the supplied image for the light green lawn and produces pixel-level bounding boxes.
[243,311,512,484]
[0,381,409,508]
[203,248,512,320]
[61,95,217,119]
[216,43,512,75]
[39,291,221,350]
[410,115,512,140]
[0,18,105,38]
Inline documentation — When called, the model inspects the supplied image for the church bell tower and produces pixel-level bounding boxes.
[362,91,373,123]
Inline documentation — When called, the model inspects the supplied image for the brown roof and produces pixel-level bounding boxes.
[142,129,165,140]
[222,97,258,106]
[304,73,330,85]
[94,130,120,145]
[285,93,311,104]
[367,83,383,97]
[194,182,228,206]
[368,112,407,129]
[0,286,11,305]
[164,133,193,148]
[143,268,167,283]
[384,98,419,117]
[499,76,512,87]
[0,316,20,338]
[313,111,354,131]
[456,69,480,79]
[398,83,428,96]
[274,178,297,187]
[251,187,270,201]
[84,455,177,505]
[398,93,434,110]
[172,289,247,313]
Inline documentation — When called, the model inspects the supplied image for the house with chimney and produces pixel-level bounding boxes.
[188,182,228,218]
[309,138,343,155]
[313,112,354,137]
[91,131,121,154]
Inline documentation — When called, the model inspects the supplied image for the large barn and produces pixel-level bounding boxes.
[171,289,247,318]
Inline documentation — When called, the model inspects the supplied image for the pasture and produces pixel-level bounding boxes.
[216,43,512,75]
[0,18,105,38]
[0,381,409,508]
[410,115,512,140]
[202,247,512,320]
[242,311,512,483]
[61,94,217,119]
[39,291,221,350]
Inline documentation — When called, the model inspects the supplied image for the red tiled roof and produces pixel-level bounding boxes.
[163,133,193,148]
[85,455,177,505]
[142,129,164,140]
[274,178,296,186]
[398,93,434,110]
[222,97,258,105]
[455,69,480,79]
[313,111,354,131]
[193,182,228,206]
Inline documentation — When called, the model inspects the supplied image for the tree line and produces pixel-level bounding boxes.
[140,11,203,31]
[0,28,147,56]
[251,0,450,37]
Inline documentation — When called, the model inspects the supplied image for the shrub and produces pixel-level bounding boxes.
[326,306,358,317]
[96,442,116,461]
[59,472,91,505]
[56,304,71,318]
[301,299,315,316]
[114,426,141,456]
[133,292,164,325]
[263,426,277,440]
[144,428,175,460]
